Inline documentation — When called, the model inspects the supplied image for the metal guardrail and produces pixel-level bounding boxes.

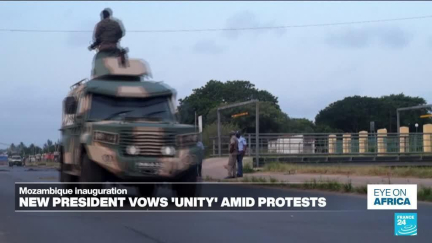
[211,133,432,158]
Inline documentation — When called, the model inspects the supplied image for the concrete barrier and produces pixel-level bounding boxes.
[359,131,368,153]
[329,134,336,154]
[343,134,351,153]
[377,128,387,155]
[400,126,409,153]
[423,124,432,152]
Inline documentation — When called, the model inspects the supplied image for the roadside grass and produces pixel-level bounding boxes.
[418,187,432,202]
[243,163,255,174]
[242,157,255,174]
[263,162,432,178]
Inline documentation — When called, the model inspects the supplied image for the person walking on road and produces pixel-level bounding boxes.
[236,131,247,177]
[224,131,238,179]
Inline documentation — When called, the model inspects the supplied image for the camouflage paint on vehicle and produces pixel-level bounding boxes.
[61,56,200,181]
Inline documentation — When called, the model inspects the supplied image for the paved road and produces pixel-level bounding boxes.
[0,166,431,243]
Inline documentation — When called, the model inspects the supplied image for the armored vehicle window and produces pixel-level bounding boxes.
[88,94,174,121]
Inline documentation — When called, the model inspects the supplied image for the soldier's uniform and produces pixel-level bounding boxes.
[226,133,238,178]
[93,18,124,51]
[90,18,125,77]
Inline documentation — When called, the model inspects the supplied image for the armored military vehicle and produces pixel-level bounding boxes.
[59,53,201,196]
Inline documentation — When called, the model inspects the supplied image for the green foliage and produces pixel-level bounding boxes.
[343,181,353,192]
[177,79,324,135]
[418,187,432,202]
[315,94,431,133]
[178,80,279,126]
[206,101,288,134]
[201,122,239,156]
[354,186,368,194]
[7,140,59,157]
[283,118,316,133]
[243,163,254,173]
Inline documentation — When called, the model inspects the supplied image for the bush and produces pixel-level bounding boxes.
[243,163,254,173]
[202,122,239,157]
[418,187,432,202]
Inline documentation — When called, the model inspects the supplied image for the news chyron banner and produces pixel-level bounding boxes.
[15,182,332,212]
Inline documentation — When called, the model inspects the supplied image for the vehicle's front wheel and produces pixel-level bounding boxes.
[8,163,13,167]
[173,165,200,197]
[79,153,107,190]
[60,161,77,181]
[59,147,78,191]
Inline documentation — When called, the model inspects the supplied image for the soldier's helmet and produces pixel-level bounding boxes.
[101,8,112,19]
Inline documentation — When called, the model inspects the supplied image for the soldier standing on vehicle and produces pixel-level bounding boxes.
[89,8,125,53]
[88,8,128,76]
[224,131,238,179]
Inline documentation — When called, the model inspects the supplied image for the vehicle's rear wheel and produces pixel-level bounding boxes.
[173,165,200,197]
[79,153,107,191]
[9,163,13,167]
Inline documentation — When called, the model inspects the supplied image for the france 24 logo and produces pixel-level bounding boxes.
[395,213,417,236]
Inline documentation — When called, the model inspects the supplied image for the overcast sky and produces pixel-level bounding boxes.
[1,1,432,147]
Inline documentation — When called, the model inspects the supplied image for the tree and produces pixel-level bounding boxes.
[201,122,239,156]
[315,94,431,133]
[8,143,16,155]
[178,80,279,126]
[28,143,35,155]
[283,118,316,133]
[378,94,431,132]
[205,101,287,134]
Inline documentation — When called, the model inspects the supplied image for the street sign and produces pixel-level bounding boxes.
[231,112,248,118]
[420,114,432,118]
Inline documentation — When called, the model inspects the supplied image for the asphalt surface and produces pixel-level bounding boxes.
[0,166,431,243]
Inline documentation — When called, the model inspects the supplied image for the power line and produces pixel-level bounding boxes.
[0,14,431,33]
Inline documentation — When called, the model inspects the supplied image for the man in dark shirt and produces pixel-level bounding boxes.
[89,8,125,52]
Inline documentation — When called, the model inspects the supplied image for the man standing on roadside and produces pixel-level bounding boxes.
[236,131,247,177]
[224,131,238,179]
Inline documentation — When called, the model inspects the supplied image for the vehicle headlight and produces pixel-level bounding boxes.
[161,146,176,156]
[176,133,198,146]
[126,145,140,155]
[93,131,119,144]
